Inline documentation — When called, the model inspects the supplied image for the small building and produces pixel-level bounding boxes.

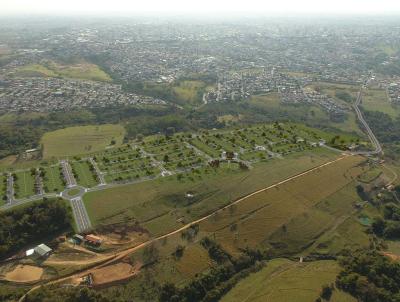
[73,234,84,244]
[85,234,102,245]
[33,244,52,258]
[26,249,35,257]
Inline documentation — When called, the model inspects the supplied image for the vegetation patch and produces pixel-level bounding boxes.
[15,60,112,82]
[41,124,126,159]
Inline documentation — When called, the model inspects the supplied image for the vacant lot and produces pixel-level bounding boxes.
[14,170,36,199]
[15,60,112,82]
[42,165,65,193]
[41,124,126,159]
[4,265,43,283]
[84,149,338,234]
[361,88,399,118]
[172,80,214,106]
[221,259,356,302]
[198,155,365,254]
[71,160,98,188]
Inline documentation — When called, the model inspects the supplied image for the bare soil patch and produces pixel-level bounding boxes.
[91,262,141,287]
[5,265,43,283]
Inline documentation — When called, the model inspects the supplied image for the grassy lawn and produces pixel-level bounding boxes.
[42,165,65,193]
[361,88,399,118]
[83,148,338,233]
[41,124,126,159]
[221,259,356,302]
[71,161,98,188]
[14,171,36,199]
[15,60,112,82]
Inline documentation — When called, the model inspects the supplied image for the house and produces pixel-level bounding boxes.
[85,234,102,245]
[33,244,52,258]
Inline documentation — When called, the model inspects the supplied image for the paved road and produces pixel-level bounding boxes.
[352,89,383,155]
[60,160,77,187]
[6,173,14,204]
[70,197,92,233]
[89,157,106,185]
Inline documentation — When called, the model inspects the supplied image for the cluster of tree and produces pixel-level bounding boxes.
[362,110,400,144]
[0,198,72,259]
[200,237,232,264]
[0,285,25,302]
[25,286,112,302]
[335,91,354,103]
[336,250,400,302]
[159,246,265,302]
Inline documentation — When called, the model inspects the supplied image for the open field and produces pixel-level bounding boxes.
[84,148,338,233]
[361,88,400,118]
[307,82,359,104]
[221,259,356,302]
[198,155,366,254]
[4,265,43,283]
[172,80,208,105]
[41,124,126,159]
[71,160,98,188]
[14,170,36,199]
[42,165,65,193]
[15,60,112,82]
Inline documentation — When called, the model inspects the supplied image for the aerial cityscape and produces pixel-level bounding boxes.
[0,1,400,301]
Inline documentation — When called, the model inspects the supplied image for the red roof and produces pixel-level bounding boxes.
[85,234,102,243]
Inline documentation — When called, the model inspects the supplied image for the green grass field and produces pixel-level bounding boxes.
[15,60,112,82]
[14,171,36,199]
[83,149,338,233]
[361,88,399,118]
[221,259,356,302]
[41,124,126,159]
[172,80,214,106]
[71,161,98,188]
[42,165,65,193]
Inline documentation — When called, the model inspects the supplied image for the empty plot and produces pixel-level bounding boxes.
[41,124,126,159]
[14,171,36,199]
[42,166,65,193]
[71,161,98,188]
[199,155,365,253]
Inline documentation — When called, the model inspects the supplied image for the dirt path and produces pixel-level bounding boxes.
[18,154,353,300]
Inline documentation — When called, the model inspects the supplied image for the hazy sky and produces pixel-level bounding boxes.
[1,0,400,16]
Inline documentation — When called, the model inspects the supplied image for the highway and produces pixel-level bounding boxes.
[352,88,383,155]
[70,197,92,232]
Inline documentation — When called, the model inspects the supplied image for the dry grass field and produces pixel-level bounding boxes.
[199,155,365,254]
[220,259,356,302]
